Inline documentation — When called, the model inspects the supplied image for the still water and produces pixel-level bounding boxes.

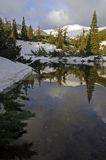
[0,62,106,160]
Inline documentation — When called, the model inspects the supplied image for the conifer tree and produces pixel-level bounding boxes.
[27,25,34,41]
[63,29,68,45]
[0,18,5,49]
[56,28,64,49]
[3,19,11,37]
[86,11,99,55]
[48,32,54,44]
[36,26,41,41]
[11,19,18,40]
[21,17,28,40]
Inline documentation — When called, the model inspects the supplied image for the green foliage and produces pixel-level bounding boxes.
[56,28,64,49]
[27,25,34,41]
[98,29,106,42]
[0,83,36,159]
[31,47,48,57]
[78,35,88,55]
[48,32,55,44]
[86,11,100,55]
[3,19,11,37]
[11,19,18,40]
[35,26,42,41]
[100,46,106,55]
[21,17,28,40]
[35,26,47,42]
[0,17,20,60]
[0,18,6,49]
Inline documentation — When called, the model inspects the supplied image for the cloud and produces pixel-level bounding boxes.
[60,0,106,26]
[0,0,27,16]
[48,9,70,27]
[0,0,106,28]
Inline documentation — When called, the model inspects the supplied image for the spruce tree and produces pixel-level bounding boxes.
[27,25,34,41]
[3,19,11,37]
[36,26,41,41]
[86,11,99,55]
[56,28,64,49]
[11,19,18,40]
[0,18,5,49]
[21,17,28,40]
[48,32,54,44]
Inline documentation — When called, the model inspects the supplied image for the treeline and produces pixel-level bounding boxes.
[0,11,106,59]
[0,18,21,60]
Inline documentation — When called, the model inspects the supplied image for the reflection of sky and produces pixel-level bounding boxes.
[91,85,106,123]
[21,81,106,160]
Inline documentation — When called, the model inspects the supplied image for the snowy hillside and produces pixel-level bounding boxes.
[0,57,32,93]
[62,24,89,38]
[16,40,61,60]
[44,24,106,38]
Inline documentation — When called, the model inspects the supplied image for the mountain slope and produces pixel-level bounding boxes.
[44,24,106,38]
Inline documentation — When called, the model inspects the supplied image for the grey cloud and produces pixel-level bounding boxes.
[0,0,106,28]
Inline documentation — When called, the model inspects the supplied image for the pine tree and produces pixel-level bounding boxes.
[11,19,18,40]
[56,28,64,49]
[48,32,54,44]
[36,26,41,41]
[63,29,68,45]
[86,11,99,55]
[0,18,5,49]
[3,19,11,37]
[21,17,28,40]
[27,25,34,41]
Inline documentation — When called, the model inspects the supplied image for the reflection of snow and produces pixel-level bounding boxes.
[44,75,85,87]
[41,67,56,74]
[62,75,85,87]
[61,81,84,87]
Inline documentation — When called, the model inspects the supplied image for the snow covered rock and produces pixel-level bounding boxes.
[0,57,32,93]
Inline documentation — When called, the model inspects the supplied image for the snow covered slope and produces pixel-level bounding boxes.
[44,29,58,37]
[44,24,106,38]
[0,57,32,93]
[17,40,61,60]
[62,24,89,38]
[44,24,89,38]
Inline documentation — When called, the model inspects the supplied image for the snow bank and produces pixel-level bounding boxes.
[100,41,106,46]
[0,57,32,93]
[100,41,106,49]
[17,40,60,60]
[16,40,106,66]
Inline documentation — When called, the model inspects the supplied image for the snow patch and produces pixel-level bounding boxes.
[0,57,32,93]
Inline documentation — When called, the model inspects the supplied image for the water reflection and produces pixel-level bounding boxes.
[30,61,106,103]
[1,62,106,160]
[0,84,37,159]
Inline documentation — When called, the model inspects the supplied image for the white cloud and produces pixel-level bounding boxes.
[0,0,106,28]
[0,0,26,16]
[48,9,70,26]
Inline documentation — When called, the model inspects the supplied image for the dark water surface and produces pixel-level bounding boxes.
[0,63,106,160]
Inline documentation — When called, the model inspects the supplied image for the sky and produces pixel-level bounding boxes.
[0,0,106,29]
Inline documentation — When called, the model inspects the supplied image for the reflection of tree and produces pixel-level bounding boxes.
[0,143,36,160]
[83,66,98,103]
[29,60,106,103]
[0,85,36,159]
[30,59,47,74]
